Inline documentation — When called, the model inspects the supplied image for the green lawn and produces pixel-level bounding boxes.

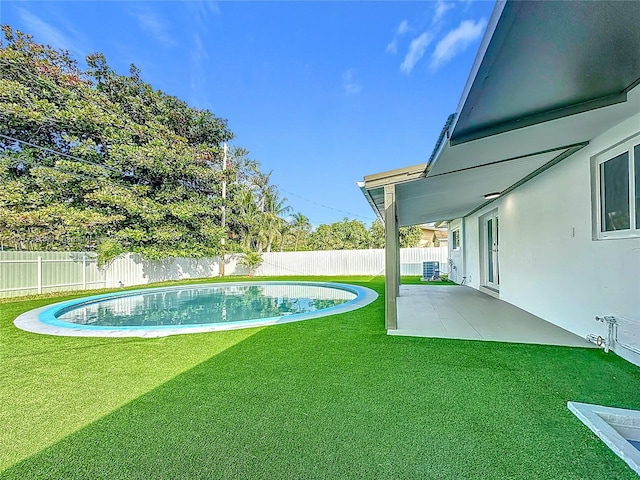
[1,276,639,479]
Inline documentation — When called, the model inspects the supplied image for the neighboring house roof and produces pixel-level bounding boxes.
[360,0,640,226]
[419,224,448,237]
[434,230,448,240]
[418,226,448,247]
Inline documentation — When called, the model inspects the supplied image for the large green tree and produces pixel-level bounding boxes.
[0,26,283,261]
[308,218,371,250]
[368,220,423,249]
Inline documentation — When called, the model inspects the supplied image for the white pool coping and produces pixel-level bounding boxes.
[568,401,640,475]
[14,281,378,338]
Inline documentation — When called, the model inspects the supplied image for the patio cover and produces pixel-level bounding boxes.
[359,0,640,330]
[360,0,640,227]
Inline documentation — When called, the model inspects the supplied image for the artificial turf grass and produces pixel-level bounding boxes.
[401,276,457,285]
[0,291,265,472]
[0,275,379,472]
[1,277,639,479]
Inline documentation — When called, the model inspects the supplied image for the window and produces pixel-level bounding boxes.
[596,136,640,238]
[452,229,460,250]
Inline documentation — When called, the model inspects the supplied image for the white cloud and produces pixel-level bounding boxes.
[183,1,220,101]
[189,32,209,100]
[386,19,409,55]
[430,18,487,70]
[433,1,455,24]
[397,19,409,35]
[385,39,398,55]
[190,33,208,70]
[185,1,220,25]
[342,69,362,96]
[400,32,433,74]
[15,7,85,59]
[130,8,177,47]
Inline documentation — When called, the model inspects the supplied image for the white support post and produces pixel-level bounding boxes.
[384,184,399,330]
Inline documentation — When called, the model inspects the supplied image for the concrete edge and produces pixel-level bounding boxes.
[568,401,640,475]
[14,281,379,338]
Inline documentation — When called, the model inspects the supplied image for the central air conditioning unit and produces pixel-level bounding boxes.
[421,261,440,281]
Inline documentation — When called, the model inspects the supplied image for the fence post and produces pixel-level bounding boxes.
[37,256,42,294]
[82,255,87,289]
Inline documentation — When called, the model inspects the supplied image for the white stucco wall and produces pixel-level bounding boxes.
[463,215,482,290]
[457,110,640,343]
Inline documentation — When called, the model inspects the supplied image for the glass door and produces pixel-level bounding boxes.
[484,212,499,290]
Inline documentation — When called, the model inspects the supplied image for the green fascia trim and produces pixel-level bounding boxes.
[451,94,626,146]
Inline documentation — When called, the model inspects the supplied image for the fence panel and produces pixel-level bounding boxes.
[400,247,449,276]
[1,247,449,297]
[0,251,105,298]
[256,247,449,277]
[105,254,222,288]
[257,250,384,276]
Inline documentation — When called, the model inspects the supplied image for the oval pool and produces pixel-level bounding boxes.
[14,281,378,337]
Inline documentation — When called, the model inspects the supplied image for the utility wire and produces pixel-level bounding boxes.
[279,187,376,222]
[0,133,218,196]
[0,133,120,172]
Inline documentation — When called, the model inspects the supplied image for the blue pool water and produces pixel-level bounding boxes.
[55,283,355,327]
[14,281,377,337]
[629,439,640,452]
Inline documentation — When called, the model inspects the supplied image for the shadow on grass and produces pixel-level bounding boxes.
[2,282,639,480]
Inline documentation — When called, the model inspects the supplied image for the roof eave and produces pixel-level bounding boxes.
[362,163,427,189]
[357,182,383,223]
[447,0,507,140]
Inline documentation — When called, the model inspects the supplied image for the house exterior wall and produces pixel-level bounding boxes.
[453,110,640,344]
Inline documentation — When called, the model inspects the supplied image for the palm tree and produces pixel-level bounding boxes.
[249,168,273,213]
[278,221,291,252]
[237,250,263,276]
[236,188,264,251]
[263,189,291,252]
[290,212,311,251]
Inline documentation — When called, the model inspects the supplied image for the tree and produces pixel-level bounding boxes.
[262,189,291,252]
[399,225,423,248]
[277,221,291,252]
[367,220,422,249]
[289,213,311,251]
[0,26,288,263]
[237,250,263,276]
[308,218,370,250]
[369,220,385,249]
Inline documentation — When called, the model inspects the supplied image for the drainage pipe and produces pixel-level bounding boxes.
[588,315,640,356]
[590,315,616,353]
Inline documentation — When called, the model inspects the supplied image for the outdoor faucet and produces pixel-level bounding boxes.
[594,315,617,353]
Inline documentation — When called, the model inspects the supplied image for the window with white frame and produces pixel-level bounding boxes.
[595,135,640,238]
[452,229,461,250]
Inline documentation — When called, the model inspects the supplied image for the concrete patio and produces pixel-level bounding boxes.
[392,285,594,347]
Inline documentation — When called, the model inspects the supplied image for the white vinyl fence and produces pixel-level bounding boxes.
[0,251,105,298]
[1,247,449,298]
[256,248,448,277]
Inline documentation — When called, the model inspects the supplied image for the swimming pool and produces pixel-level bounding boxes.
[14,281,378,338]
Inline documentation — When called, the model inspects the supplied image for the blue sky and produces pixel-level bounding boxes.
[1,0,495,227]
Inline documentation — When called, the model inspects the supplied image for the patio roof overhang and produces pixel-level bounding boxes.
[360,0,640,227]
